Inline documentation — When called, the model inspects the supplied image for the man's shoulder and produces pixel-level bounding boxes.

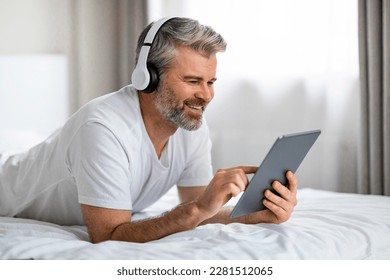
[84,85,138,117]
[72,86,140,130]
[61,86,143,148]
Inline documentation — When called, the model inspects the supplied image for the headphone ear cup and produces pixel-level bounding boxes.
[142,63,159,93]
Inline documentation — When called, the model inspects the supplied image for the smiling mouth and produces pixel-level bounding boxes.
[186,104,204,111]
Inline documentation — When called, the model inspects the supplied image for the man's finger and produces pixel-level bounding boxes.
[286,171,298,192]
[217,166,258,174]
[237,166,258,174]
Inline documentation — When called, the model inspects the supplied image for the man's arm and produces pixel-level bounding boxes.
[81,200,204,243]
[81,166,297,243]
[81,166,253,243]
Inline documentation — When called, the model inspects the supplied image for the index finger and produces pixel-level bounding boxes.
[234,166,258,174]
[217,166,258,174]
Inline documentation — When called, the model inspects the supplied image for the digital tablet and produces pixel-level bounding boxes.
[230,129,321,218]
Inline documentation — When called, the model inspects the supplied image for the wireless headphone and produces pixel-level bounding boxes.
[131,17,176,93]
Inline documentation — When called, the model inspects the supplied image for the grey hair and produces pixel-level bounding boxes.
[135,17,227,79]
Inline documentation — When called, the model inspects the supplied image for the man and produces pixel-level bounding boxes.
[0,17,297,243]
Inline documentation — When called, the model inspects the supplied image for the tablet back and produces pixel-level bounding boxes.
[230,129,321,218]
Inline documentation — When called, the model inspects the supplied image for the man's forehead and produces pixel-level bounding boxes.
[170,46,217,70]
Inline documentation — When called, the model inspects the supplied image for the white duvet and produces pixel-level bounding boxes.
[0,189,389,260]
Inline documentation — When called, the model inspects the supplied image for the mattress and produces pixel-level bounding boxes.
[0,188,389,260]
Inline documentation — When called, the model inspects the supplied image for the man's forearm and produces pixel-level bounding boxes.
[110,201,204,243]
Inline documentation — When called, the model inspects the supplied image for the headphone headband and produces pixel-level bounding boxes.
[132,17,176,93]
[144,17,173,45]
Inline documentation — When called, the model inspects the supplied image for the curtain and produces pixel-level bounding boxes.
[67,0,147,113]
[358,0,390,195]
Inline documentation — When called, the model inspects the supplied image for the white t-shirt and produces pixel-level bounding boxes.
[0,85,213,225]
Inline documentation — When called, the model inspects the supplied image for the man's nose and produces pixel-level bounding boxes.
[195,83,214,102]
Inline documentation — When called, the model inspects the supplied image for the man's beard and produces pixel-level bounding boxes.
[154,83,207,131]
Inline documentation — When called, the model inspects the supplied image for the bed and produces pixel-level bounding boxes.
[1,187,389,260]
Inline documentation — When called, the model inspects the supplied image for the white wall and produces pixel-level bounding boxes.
[0,0,68,54]
[0,0,140,146]
[0,0,69,148]
[205,75,359,193]
[0,55,68,150]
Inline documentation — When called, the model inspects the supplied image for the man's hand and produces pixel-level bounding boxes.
[242,171,298,224]
[194,166,258,220]
[191,169,298,225]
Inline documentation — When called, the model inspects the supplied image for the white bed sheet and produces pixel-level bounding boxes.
[0,188,389,260]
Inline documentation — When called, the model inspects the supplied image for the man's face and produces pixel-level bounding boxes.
[154,46,217,131]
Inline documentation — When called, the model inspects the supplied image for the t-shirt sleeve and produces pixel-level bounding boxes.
[66,121,132,210]
[177,122,213,187]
